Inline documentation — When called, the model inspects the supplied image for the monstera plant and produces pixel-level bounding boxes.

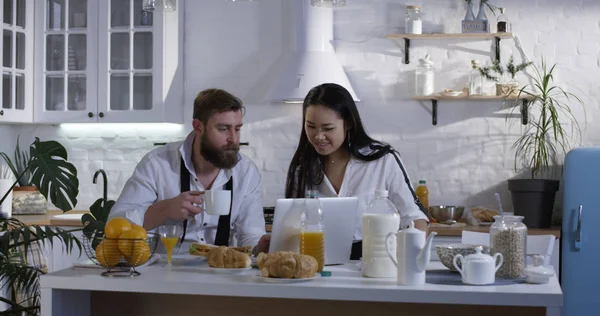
[0,137,79,211]
[0,138,81,314]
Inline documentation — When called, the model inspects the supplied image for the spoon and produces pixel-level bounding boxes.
[495,192,504,222]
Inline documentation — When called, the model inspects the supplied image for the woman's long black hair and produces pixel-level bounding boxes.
[285,83,393,198]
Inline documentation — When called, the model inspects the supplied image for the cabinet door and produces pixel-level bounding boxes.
[34,0,98,123]
[97,0,164,123]
[0,0,33,123]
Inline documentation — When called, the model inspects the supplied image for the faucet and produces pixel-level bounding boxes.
[93,169,108,202]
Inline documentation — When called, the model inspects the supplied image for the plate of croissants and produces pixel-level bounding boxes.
[189,243,253,272]
[256,251,320,283]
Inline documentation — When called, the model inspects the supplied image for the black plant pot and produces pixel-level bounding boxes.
[507,179,559,228]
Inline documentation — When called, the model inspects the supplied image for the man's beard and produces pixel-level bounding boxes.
[200,135,240,169]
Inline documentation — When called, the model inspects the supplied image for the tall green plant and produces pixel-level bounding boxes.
[0,136,32,187]
[513,59,583,178]
[0,137,81,315]
[0,218,81,315]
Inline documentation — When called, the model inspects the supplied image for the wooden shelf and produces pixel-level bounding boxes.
[413,95,528,101]
[413,95,531,126]
[385,32,513,64]
[385,32,513,40]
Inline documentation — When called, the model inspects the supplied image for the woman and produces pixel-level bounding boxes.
[285,83,429,259]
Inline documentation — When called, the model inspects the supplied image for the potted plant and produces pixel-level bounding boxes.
[0,137,81,314]
[1,137,48,215]
[508,59,583,228]
[478,56,532,96]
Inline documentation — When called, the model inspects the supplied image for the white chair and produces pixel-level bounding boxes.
[461,231,555,266]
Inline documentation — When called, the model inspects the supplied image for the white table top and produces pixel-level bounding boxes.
[40,256,562,308]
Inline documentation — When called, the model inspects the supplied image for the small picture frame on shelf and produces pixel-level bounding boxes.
[462,20,489,33]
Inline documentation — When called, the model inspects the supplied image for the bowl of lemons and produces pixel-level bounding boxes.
[82,217,159,276]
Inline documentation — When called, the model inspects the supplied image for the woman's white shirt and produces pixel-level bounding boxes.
[316,151,428,240]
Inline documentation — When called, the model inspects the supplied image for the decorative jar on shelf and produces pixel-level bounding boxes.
[415,54,434,96]
[405,5,422,34]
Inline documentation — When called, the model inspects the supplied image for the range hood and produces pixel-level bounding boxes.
[268,0,359,103]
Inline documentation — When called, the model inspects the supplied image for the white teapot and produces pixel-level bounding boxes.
[453,246,503,285]
[385,220,437,286]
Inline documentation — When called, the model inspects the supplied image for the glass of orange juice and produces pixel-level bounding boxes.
[158,224,183,266]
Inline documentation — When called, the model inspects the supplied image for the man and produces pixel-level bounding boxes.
[109,88,270,254]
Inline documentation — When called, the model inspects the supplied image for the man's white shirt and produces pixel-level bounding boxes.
[109,132,265,247]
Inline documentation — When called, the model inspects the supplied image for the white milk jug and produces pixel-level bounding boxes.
[362,190,400,278]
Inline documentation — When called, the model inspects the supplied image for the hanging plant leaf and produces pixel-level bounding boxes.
[28,138,79,212]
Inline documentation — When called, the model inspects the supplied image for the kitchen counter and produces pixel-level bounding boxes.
[13,212,561,238]
[429,223,561,238]
[40,259,562,316]
[12,210,88,227]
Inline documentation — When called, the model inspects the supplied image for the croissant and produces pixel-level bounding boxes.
[207,246,251,269]
[256,251,318,279]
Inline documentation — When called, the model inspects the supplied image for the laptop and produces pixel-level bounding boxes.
[269,197,358,265]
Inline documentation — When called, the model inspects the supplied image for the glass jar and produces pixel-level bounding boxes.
[405,5,422,34]
[496,8,510,33]
[468,60,483,96]
[490,215,527,279]
[415,54,434,96]
[300,190,325,272]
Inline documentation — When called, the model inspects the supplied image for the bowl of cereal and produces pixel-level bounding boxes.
[435,244,490,271]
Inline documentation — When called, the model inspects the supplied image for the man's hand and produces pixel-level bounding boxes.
[253,234,271,256]
[167,191,204,220]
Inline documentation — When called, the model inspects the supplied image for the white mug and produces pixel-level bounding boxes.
[202,190,231,216]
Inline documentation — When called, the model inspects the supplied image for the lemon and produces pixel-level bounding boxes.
[96,239,122,267]
[105,217,132,239]
[118,229,146,257]
[126,243,151,266]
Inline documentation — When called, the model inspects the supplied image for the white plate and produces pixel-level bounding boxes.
[209,266,252,274]
[258,274,320,283]
[440,91,463,97]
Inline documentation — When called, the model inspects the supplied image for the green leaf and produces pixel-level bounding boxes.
[82,198,114,249]
[28,138,79,212]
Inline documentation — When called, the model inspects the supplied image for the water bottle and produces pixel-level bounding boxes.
[362,190,400,278]
[300,190,325,272]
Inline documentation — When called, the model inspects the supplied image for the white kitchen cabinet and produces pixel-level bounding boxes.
[33,0,183,124]
[0,0,34,123]
[49,228,85,273]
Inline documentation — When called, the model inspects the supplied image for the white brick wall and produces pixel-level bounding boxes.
[5,0,600,220]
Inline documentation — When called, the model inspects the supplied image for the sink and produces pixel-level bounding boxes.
[50,213,85,226]
[51,214,84,221]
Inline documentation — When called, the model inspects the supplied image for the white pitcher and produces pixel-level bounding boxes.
[385,220,437,286]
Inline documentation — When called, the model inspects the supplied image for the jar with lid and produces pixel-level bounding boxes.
[490,215,527,279]
[415,54,434,96]
[405,5,422,34]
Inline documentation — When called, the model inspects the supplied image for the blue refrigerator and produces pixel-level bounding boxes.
[561,147,600,315]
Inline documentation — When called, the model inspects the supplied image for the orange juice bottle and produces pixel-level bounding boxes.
[416,180,429,210]
[300,190,325,272]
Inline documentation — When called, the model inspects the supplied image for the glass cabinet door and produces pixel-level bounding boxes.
[0,0,33,122]
[97,0,160,122]
[34,0,98,122]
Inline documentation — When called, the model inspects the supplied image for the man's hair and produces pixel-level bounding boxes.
[193,88,245,124]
